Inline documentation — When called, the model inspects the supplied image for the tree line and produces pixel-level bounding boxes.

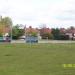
[0,16,74,40]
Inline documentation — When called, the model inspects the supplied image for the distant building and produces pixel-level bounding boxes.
[60,27,75,40]
[60,28,66,34]
[65,28,75,40]
[39,27,52,39]
[24,26,42,39]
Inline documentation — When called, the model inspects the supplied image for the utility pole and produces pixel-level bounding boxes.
[24,25,26,42]
[10,24,12,43]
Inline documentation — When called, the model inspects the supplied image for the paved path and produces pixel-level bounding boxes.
[11,40,75,43]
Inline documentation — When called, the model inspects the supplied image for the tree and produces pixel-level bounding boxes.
[12,25,25,39]
[51,28,60,40]
[0,16,12,36]
[70,26,75,30]
[1,17,12,27]
[0,33,2,37]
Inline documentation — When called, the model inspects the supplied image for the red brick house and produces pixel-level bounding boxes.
[60,28,66,34]
[39,27,52,39]
[65,27,75,40]
[24,26,39,37]
[60,27,75,40]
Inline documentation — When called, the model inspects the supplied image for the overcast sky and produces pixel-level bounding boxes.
[0,0,75,28]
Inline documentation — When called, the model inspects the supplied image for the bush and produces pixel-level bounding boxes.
[0,33,2,37]
[31,32,37,37]
[12,25,25,39]
[41,33,53,40]
[59,35,69,40]
[12,36,18,39]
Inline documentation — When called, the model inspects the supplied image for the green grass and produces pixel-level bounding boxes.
[0,43,75,75]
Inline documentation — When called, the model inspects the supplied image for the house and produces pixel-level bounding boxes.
[65,28,75,40]
[26,26,38,34]
[60,28,66,34]
[59,27,75,40]
[39,28,52,34]
[24,26,42,40]
[39,27,52,39]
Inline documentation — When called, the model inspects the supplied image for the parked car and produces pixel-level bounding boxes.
[0,37,4,42]
[19,36,26,40]
[0,36,11,42]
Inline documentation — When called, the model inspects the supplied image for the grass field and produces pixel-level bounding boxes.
[0,43,75,75]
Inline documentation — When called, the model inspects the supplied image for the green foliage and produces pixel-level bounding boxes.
[0,33,2,37]
[1,17,12,26]
[52,28,60,40]
[52,28,69,40]
[31,32,37,37]
[0,16,12,36]
[12,25,25,39]
[42,33,53,39]
[0,17,12,27]
[26,31,38,37]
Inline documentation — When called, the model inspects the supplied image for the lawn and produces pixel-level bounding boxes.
[0,43,75,75]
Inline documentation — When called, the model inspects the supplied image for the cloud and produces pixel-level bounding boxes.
[0,0,75,28]
[54,0,75,28]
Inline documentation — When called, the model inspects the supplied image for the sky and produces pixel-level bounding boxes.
[0,0,75,28]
